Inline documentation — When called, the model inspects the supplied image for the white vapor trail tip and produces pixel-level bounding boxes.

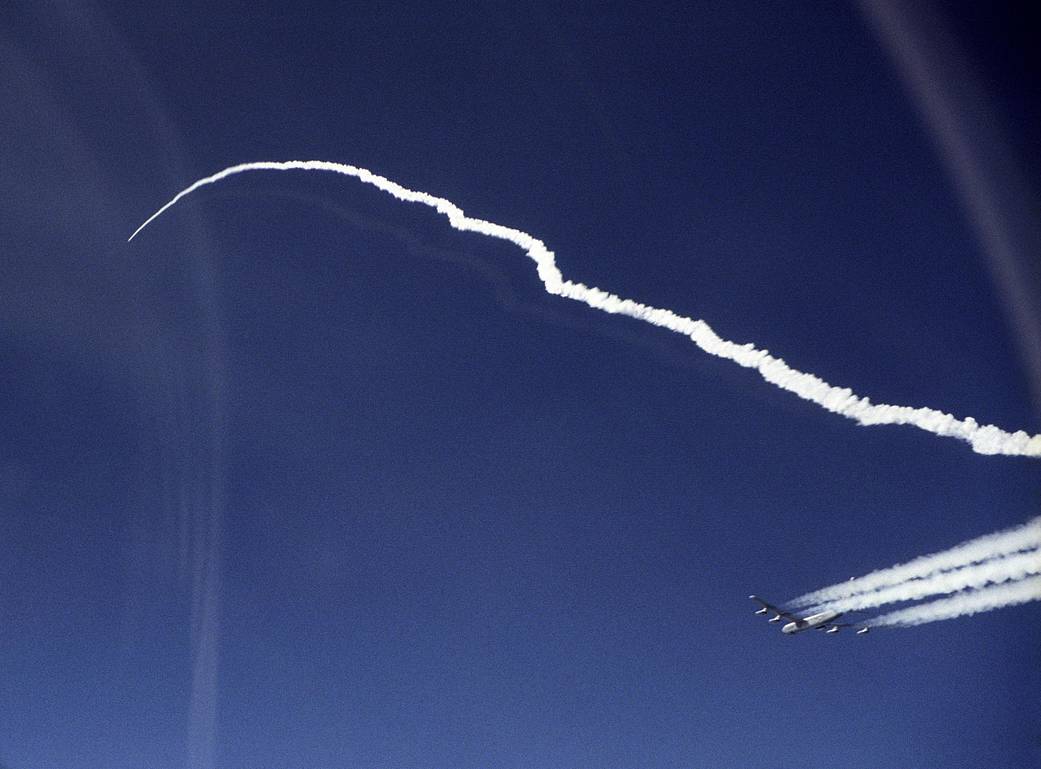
[129,160,1041,459]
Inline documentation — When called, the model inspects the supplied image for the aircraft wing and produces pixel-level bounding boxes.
[748,595,801,622]
[818,621,871,634]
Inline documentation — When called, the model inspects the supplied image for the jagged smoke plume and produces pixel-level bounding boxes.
[129,161,1041,459]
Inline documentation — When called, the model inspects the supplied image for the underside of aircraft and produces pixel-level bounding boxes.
[749,595,870,635]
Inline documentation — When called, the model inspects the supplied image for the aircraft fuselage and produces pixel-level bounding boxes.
[781,610,842,634]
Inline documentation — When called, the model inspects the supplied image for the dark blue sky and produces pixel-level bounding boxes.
[1,2,1039,768]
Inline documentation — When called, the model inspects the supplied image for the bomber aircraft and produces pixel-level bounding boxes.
[749,595,870,635]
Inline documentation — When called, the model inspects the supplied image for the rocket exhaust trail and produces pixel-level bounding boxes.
[128,160,1041,459]
[808,547,1041,614]
[789,516,1041,608]
[868,574,1041,627]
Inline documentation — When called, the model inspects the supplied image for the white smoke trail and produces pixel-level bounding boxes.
[869,574,1041,627]
[810,547,1041,614]
[128,160,1041,459]
[789,515,1041,608]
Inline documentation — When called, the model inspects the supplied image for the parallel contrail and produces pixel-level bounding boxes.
[789,515,1041,608]
[808,547,1041,614]
[869,574,1041,627]
[128,160,1041,458]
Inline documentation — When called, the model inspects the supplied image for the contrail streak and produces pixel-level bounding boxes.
[869,574,1041,627]
[128,160,1041,458]
[862,0,1041,418]
[789,515,1041,608]
[810,547,1041,614]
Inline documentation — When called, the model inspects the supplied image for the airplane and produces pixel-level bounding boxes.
[749,595,870,635]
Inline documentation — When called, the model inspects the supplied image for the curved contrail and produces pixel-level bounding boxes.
[129,160,1041,459]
